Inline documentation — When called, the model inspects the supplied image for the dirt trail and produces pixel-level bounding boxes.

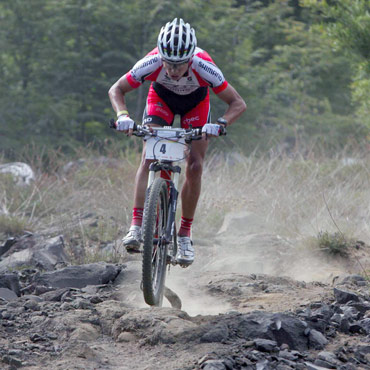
[2,211,369,370]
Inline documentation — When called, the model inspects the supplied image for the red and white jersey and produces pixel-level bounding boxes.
[126,47,228,96]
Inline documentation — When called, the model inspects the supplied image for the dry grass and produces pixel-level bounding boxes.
[1,144,369,265]
[197,151,370,245]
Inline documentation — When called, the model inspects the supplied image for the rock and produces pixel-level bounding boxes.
[0,287,18,301]
[34,263,122,289]
[359,318,370,334]
[30,333,47,342]
[40,288,72,301]
[305,363,331,370]
[202,360,227,370]
[333,288,361,304]
[112,307,197,345]
[70,323,100,342]
[340,274,367,285]
[72,298,94,310]
[0,162,35,185]
[229,312,309,351]
[256,359,270,370]
[201,322,229,343]
[117,332,136,343]
[2,354,23,368]
[24,300,41,311]
[315,351,340,367]
[0,272,20,296]
[254,338,278,352]
[32,236,70,271]
[0,237,17,257]
[0,235,69,273]
[278,350,301,361]
[308,329,328,350]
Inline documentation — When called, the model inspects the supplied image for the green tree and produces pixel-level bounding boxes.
[302,0,370,127]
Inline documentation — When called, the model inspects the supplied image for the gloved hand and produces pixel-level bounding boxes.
[116,115,135,132]
[201,123,222,137]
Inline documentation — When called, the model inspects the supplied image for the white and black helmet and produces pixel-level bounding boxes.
[157,18,197,64]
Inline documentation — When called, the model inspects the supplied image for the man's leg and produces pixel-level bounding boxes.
[123,143,154,251]
[180,138,209,234]
[176,139,208,264]
[132,143,151,212]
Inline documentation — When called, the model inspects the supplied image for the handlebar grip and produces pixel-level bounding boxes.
[109,118,138,132]
[219,125,227,136]
[109,118,117,129]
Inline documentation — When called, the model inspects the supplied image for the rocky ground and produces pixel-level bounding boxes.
[1,212,370,370]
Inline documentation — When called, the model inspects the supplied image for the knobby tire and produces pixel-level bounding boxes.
[142,177,168,306]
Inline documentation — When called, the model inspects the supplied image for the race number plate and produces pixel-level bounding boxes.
[145,130,185,161]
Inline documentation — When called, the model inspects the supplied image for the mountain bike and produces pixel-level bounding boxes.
[110,120,225,306]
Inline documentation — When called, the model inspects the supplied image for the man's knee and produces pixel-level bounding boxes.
[187,159,203,177]
[139,157,154,171]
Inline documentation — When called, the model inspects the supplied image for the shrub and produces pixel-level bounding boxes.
[317,231,350,257]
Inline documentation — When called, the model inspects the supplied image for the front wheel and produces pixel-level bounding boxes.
[142,177,168,306]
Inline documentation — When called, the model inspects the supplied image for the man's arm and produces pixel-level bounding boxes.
[108,75,135,115]
[216,84,247,126]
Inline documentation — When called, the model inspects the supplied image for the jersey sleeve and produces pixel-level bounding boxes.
[125,48,162,88]
[192,49,228,94]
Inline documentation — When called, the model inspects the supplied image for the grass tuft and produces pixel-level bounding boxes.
[317,231,350,257]
[0,214,29,236]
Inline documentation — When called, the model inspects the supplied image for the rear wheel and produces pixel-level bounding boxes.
[142,178,168,306]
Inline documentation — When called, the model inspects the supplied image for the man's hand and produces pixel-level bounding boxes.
[201,123,223,138]
[116,115,135,135]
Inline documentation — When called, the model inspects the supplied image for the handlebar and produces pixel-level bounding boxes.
[109,118,226,138]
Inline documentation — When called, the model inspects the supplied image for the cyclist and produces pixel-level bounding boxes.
[108,18,246,266]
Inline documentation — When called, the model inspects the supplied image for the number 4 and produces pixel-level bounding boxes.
[160,144,166,154]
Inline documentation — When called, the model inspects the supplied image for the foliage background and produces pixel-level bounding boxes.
[0,0,369,158]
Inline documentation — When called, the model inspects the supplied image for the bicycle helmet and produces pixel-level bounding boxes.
[157,18,197,64]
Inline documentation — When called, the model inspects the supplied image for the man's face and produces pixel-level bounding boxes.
[162,60,189,81]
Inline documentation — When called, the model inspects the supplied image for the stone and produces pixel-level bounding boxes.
[0,237,17,257]
[308,329,328,350]
[256,359,270,370]
[2,354,23,368]
[40,288,72,301]
[201,322,229,343]
[316,351,340,366]
[29,333,47,342]
[34,263,122,289]
[70,323,100,342]
[278,350,300,361]
[334,288,361,304]
[0,162,35,185]
[202,360,227,370]
[254,338,278,352]
[24,300,41,311]
[117,332,136,343]
[229,311,309,351]
[0,235,70,273]
[0,273,20,296]
[0,287,18,301]
[339,275,366,285]
[359,318,370,334]
[305,362,330,370]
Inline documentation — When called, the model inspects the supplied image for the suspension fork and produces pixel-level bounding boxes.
[166,173,179,240]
